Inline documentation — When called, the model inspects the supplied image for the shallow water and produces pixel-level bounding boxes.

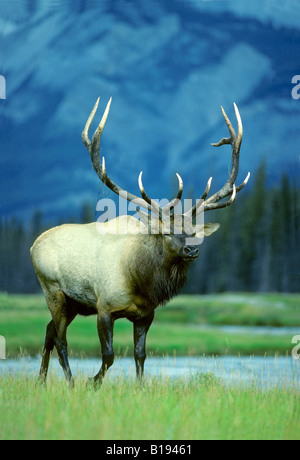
[193,325,300,336]
[0,355,299,389]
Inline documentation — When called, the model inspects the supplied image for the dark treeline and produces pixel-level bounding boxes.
[186,164,300,294]
[0,165,299,294]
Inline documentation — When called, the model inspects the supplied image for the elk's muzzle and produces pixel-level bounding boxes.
[181,245,199,260]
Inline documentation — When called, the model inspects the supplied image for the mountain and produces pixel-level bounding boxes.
[0,0,300,221]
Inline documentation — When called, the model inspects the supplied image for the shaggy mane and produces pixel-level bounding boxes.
[128,236,190,307]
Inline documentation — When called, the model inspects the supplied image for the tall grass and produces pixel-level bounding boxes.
[0,374,298,440]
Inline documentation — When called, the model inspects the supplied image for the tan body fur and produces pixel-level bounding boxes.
[31,216,192,323]
[32,217,159,319]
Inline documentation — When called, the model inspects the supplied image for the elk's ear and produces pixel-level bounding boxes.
[195,223,220,238]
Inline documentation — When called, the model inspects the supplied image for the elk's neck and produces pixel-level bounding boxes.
[127,235,190,308]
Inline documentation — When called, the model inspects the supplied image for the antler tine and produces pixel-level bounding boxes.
[138,172,161,216]
[210,105,239,147]
[81,97,100,150]
[234,102,243,145]
[185,177,212,218]
[162,173,184,215]
[175,173,184,201]
[221,105,236,139]
[138,171,152,205]
[101,156,107,182]
[91,97,112,155]
[81,97,111,180]
[175,173,183,201]
[201,177,212,201]
[236,171,250,193]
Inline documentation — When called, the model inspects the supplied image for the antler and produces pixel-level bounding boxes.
[82,97,184,217]
[186,103,250,218]
[82,98,249,223]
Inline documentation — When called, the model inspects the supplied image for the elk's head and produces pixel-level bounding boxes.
[135,204,221,263]
[82,97,250,263]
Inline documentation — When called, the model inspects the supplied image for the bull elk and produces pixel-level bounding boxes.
[31,97,250,386]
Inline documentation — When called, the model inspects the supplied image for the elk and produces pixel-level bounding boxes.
[31,97,250,386]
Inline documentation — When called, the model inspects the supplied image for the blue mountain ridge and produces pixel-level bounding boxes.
[0,0,300,221]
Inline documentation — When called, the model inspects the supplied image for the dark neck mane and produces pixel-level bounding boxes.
[128,236,190,307]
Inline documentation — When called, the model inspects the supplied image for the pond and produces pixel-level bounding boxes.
[0,355,299,389]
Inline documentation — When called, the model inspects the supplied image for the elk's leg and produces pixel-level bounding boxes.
[133,312,154,381]
[92,312,115,385]
[42,290,76,386]
[38,320,56,384]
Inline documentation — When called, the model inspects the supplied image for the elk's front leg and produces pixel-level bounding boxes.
[133,312,154,381]
[93,311,115,385]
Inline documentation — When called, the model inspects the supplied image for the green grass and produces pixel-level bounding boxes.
[159,293,300,327]
[0,292,299,357]
[0,374,299,440]
[1,293,299,440]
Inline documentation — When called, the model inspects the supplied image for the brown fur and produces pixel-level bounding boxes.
[127,234,190,308]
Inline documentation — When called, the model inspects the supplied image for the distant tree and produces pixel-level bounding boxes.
[184,161,300,294]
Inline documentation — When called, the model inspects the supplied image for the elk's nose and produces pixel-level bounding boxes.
[183,246,199,258]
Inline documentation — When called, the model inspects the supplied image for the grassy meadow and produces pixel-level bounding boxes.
[0,374,299,440]
[0,292,299,357]
[0,292,299,440]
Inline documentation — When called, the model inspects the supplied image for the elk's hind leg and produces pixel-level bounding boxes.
[91,311,115,387]
[39,320,56,384]
[39,289,76,385]
[133,312,154,381]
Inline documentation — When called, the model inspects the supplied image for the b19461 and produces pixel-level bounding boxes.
[106,444,192,456]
